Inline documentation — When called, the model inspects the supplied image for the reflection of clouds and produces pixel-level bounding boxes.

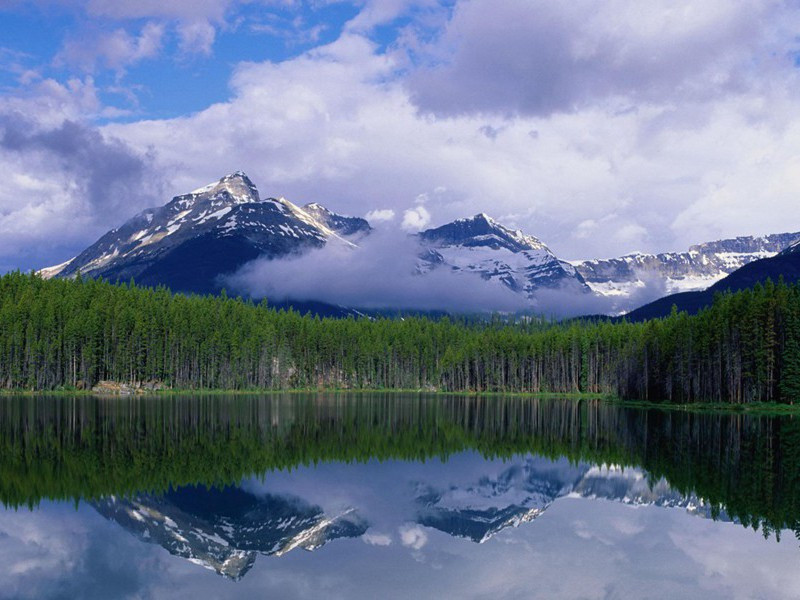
[0,505,155,600]
[362,532,392,546]
[399,524,428,550]
[0,508,86,594]
[610,515,646,537]
[0,458,799,599]
[669,519,800,599]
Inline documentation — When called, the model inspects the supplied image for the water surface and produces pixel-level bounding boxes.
[0,393,798,599]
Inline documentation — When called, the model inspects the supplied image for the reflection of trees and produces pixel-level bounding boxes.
[0,393,797,539]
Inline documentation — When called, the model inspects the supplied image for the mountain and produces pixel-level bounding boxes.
[39,170,798,317]
[415,457,724,544]
[93,485,367,580]
[39,174,588,312]
[573,232,800,299]
[41,172,369,295]
[624,245,800,321]
[418,214,589,298]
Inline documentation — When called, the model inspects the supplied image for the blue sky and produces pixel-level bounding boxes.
[1,0,800,272]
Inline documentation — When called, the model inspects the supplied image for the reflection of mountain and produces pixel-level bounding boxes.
[416,459,723,543]
[92,486,367,580]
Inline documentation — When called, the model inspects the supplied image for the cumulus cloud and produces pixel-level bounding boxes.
[401,206,431,231]
[398,523,428,550]
[408,0,794,117]
[223,227,529,312]
[176,21,217,56]
[365,208,396,222]
[0,79,163,270]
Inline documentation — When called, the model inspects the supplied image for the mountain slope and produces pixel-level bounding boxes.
[42,172,369,294]
[418,213,589,298]
[573,232,800,298]
[624,249,800,321]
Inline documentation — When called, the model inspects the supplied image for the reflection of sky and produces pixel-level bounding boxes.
[1,453,799,600]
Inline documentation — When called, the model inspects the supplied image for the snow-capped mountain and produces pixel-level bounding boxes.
[573,233,800,298]
[415,457,723,543]
[38,172,588,308]
[92,485,367,580]
[38,170,800,315]
[417,214,589,298]
[41,172,369,294]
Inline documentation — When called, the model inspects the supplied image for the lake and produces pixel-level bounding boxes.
[0,393,798,599]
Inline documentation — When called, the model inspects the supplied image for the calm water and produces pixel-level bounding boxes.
[0,393,798,599]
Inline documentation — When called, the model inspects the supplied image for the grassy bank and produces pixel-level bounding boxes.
[2,386,799,415]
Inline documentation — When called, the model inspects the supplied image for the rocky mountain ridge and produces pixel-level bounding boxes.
[39,171,800,314]
[573,233,800,298]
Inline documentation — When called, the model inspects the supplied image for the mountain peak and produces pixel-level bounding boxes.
[421,214,547,254]
[187,172,260,205]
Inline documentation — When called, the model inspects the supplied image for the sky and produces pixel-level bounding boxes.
[2,0,800,273]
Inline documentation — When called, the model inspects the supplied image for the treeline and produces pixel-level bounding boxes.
[1,271,800,403]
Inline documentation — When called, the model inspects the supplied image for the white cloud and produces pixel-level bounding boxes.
[176,21,217,56]
[409,0,797,117]
[362,532,393,546]
[398,523,428,550]
[224,228,528,312]
[365,208,395,222]
[401,205,430,231]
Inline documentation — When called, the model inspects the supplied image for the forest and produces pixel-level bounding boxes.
[1,271,800,404]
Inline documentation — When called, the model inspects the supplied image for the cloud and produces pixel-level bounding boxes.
[401,206,431,231]
[365,208,396,222]
[223,227,529,312]
[0,87,163,270]
[176,21,217,56]
[0,117,159,217]
[398,523,428,550]
[55,22,165,72]
[407,0,793,118]
[362,532,393,546]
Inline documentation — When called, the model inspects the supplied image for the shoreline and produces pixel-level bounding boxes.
[0,387,797,415]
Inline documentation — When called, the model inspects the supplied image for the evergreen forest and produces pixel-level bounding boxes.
[1,271,800,404]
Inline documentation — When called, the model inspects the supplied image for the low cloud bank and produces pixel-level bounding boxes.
[225,229,679,317]
[224,229,529,313]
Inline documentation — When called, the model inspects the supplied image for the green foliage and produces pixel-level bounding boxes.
[1,271,800,403]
